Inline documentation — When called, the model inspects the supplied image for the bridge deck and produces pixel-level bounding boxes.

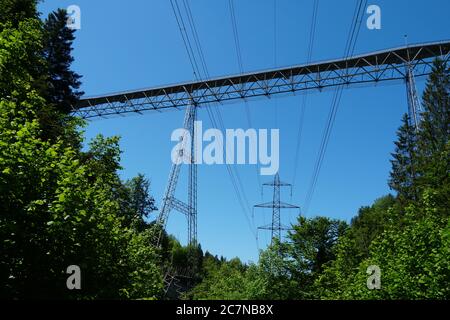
[73,40,450,119]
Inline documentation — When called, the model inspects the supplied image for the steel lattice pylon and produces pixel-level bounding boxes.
[157,102,198,246]
[405,61,423,132]
[254,174,300,244]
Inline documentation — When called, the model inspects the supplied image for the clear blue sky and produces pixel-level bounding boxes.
[39,0,450,263]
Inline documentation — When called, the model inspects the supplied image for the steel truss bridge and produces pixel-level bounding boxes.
[74,41,449,119]
[72,40,450,246]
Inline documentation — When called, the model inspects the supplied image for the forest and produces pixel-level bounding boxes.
[0,0,449,300]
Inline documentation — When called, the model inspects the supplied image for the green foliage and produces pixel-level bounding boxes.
[0,0,39,27]
[0,11,163,299]
[250,242,298,300]
[316,59,450,300]
[170,241,204,279]
[289,216,347,275]
[341,189,449,299]
[123,229,163,299]
[188,218,348,300]
[254,217,349,300]
[315,196,396,299]
[120,174,158,231]
[347,195,396,257]
[187,256,266,300]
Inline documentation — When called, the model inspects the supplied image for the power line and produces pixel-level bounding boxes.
[228,0,262,189]
[304,0,364,211]
[292,0,320,187]
[171,0,258,241]
[182,0,209,78]
[304,0,368,213]
[273,0,277,66]
[273,0,278,128]
[169,0,200,80]
[304,0,368,214]
[228,0,251,127]
[228,0,244,73]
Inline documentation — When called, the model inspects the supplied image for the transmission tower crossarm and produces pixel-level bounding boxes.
[254,201,299,209]
[263,180,291,186]
[258,224,293,231]
[278,201,299,209]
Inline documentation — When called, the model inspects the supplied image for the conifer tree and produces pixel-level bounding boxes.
[389,113,419,201]
[419,59,450,155]
[43,9,83,114]
[415,58,450,206]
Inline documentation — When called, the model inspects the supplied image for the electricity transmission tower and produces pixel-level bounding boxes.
[157,102,198,246]
[254,173,300,244]
[405,38,423,132]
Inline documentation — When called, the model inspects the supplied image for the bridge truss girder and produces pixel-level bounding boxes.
[73,41,450,119]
